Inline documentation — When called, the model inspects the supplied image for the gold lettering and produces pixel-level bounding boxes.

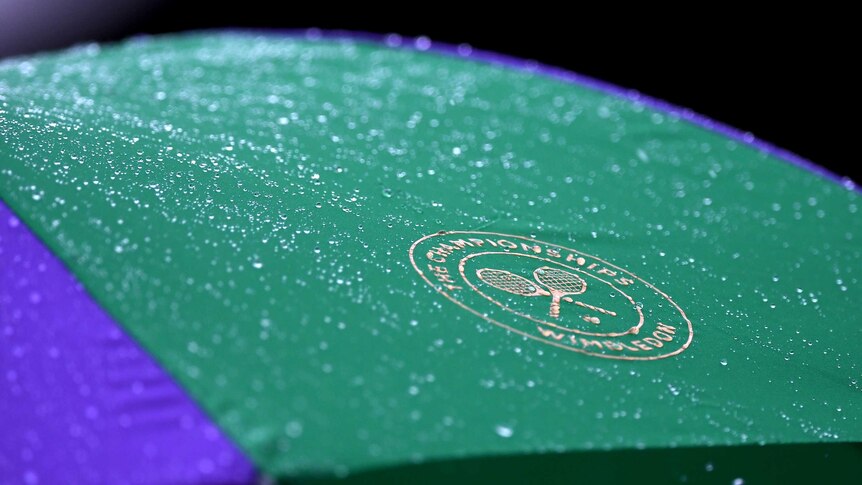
[497,239,517,249]
[619,342,640,351]
[436,274,455,284]
[426,251,446,263]
[429,247,450,257]
[520,243,541,254]
[429,264,456,284]
[547,248,561,258]
[579,338,603,350]
[537,326,565,341]
[597,268,618,277]
[449,239,473,249]
[656,322,676,335]
[631,340,651,351]
[615,277,634,286]
[565,254,587,266]
[603,340,625,351]
[653,330,673,341]
[642,337,663,348]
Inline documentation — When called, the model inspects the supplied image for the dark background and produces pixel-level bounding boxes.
[1,3,857,183]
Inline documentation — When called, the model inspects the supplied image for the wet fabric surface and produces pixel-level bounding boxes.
[0,32,859,480]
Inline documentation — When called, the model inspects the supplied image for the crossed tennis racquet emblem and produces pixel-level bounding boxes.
[477,266,616,321]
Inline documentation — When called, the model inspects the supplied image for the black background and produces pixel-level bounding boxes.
[3,4,857,183]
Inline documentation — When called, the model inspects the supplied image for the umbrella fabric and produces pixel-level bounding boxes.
[0,202,255,483]
[0,32,859,483]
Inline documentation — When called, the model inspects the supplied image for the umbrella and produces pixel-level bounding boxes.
[1,31,859,484]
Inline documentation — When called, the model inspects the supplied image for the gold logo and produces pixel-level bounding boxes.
[409,231,693,360]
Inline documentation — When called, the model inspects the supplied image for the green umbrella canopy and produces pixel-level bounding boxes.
[0,32,859,483]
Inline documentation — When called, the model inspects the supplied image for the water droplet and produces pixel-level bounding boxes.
[285,420,303,438]
[494,425,514,438]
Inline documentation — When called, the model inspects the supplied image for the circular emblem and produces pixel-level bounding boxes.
[409,231,693,360]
